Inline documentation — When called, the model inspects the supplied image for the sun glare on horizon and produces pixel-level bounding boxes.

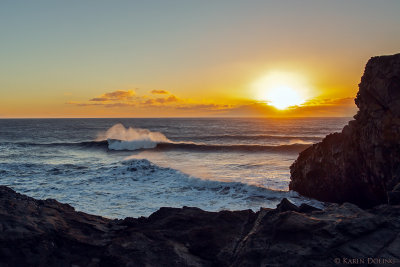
[262,86,304,110]
[253,71,312,110]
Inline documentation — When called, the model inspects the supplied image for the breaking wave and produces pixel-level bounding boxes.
[97,123,171,150]
[6,124,312,153]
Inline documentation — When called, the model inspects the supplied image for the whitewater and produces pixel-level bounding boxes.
[0,118,350,218]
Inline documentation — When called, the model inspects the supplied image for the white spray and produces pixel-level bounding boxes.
[97,123,171,150]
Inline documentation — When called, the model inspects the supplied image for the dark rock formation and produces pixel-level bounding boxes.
[290,53,400,208]
[388,182,400,205]
[1,186,400,266]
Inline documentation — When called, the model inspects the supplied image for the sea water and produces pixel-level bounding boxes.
[0,118,350,218]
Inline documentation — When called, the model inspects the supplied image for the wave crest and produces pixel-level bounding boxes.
[97,123,171,151]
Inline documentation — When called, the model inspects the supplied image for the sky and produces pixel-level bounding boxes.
[0,0,399,118]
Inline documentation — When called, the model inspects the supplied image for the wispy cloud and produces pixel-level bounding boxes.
[284,97,356,116]
[143,95,179,105]
[302,97,355,107]
[150,90,169,95]
[176,103,233,111]
[66,101,135,108]
[90,90,135,102]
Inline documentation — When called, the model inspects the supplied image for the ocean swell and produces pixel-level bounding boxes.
[4,139,310,153]
[106,139,310,152]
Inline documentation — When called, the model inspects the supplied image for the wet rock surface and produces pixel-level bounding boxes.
[290,53,400,208]
[1,186,400,266]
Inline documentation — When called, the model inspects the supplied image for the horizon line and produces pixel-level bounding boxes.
[0,116,354,119]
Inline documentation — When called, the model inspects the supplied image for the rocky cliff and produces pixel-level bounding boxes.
[290,53,400,208]
[1,186,400,266]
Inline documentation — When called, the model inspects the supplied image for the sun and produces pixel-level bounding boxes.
[264,86,304,110]
[253,71,311,110]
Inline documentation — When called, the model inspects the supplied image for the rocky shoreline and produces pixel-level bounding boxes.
[1,186,400,266]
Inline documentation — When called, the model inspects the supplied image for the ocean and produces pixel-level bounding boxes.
[0,117,350,218]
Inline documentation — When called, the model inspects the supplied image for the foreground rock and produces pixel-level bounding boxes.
[1,186,400,266]
[290,53,400,208]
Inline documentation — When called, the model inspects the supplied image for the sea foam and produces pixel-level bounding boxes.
[97,123,171,151]
[0,158,323,218]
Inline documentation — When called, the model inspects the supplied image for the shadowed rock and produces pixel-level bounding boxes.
[1,186,400,266]
[290,53,400,208]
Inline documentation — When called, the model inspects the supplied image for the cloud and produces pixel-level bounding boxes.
[143,95,180,105]
[69,89,182,109]
[217,97,357,117]
[302,97,355,107]
[102,103,136,108]
[66,101,135,108]
[67,89,357,117]
[151,90,169,95]
[286,97,357,117]
[176,103,233,111]
[90,90,135,102]
[90,97,109,102]
[218,103,279,117]
[163,95,179,103]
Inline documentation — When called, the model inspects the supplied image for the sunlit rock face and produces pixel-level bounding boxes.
[290,53,400,208]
